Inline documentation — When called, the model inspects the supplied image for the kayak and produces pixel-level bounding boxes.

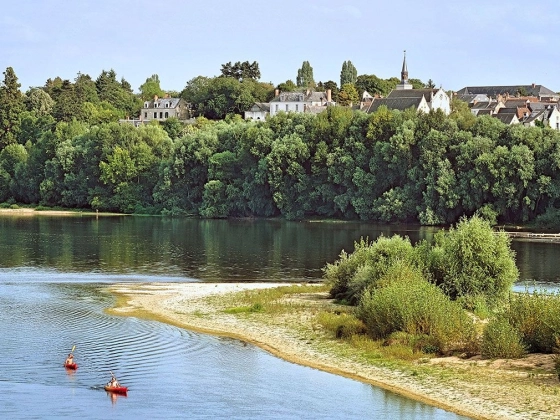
[104,385,128,395]
[64,363,78,370]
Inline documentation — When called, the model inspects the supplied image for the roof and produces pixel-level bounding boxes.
[457,93,490,103]
[456,85,558,98]
[494,113,518,124]
[367,97,425,113]
[248,102,270,112]
[387,88,439,101]
[270,90,332,103]
[146,97,182,109]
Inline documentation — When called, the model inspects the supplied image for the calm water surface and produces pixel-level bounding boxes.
[2,214,556,419]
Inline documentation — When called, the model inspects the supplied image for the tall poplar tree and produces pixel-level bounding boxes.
[296,61,315,88]
[340,60,357,87]
[0,67,25,149]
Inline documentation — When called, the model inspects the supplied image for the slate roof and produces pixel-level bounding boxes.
[387,88,438,101]
[249,102,270,112]
[457,93,490,103]
[147,97,182,108]
[494,113,518,124]
[456,85,557,98]
[367,97,424,113]
[270,91,331,103]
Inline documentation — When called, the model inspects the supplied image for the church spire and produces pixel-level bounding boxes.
[401,50,408,83]
[396,50,413,90]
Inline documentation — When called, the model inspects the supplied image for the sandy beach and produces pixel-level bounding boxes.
[106,281,560,420]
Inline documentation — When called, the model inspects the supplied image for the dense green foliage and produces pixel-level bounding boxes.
[481,318,526,359]
[325,236,419,304]
[340,60,358,87]
[296,61,315,88]
[356,264,476,353]
[4,66,560,224]
[326,216,518,306]
[500,290,560,353]
[427,216,518,304]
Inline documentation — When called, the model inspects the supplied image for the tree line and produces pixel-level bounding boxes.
[2,65,560,227]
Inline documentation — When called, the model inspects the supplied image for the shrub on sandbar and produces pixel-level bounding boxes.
[356,264,475,354]
[325,235,419,305]
[481,317,526,359]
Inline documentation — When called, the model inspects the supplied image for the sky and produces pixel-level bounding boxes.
[2,0,559,94]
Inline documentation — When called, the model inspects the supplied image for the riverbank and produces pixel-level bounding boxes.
[0,208,124,216]
[107,282,560,420]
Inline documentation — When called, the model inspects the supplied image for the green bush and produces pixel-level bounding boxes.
[534,207,560,230]
[316,311,367,339]
[481,318,526,359]
[356,269,475,354]
[429,215,518,305]
[501,290,560,353]
[325,235,419,305]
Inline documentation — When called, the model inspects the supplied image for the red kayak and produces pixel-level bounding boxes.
[104,385,128,395]
[64,363,78,370]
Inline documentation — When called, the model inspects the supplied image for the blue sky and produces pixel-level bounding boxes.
[2,0,559,93]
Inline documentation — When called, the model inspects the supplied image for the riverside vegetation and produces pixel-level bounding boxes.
[3,66,560,228]
[177,216,560,418]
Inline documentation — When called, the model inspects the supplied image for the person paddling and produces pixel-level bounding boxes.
[107,373,120,388]
[64,353,74,366]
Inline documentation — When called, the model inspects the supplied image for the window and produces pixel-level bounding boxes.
[275,104,279,111]
[295,104,299,111]
[159,112,163,119]
[165,103,169,108]
[144,112,147,118]
[285,104,289,111]
[144,102,149,108]
[165,112,169,118]
[153,112,157,118]
[154,103,158,108]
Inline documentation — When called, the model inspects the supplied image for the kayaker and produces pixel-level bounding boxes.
[65,354,74,365]
[108,374,120,388]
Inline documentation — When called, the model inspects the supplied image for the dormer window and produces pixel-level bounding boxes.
[155,102,158,108]
[144,102,149,108]
[165,103,169,108]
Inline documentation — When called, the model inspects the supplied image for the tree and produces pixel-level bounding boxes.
[220,61,261,81]
[337,83,359,106]
[277,80,297,92]
[296,61,315,88]
[340,60,357,87]
[355,74,392,97]
[24,88,54,116]
[139,74,165,101]
[0,67,25,148]
[425,79,436,89]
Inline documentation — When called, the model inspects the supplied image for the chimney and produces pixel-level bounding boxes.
[274,89,279,97]
[306,88,310,96]
[532,83,536,88]
[327,89,332,103]
[154,95,158,101]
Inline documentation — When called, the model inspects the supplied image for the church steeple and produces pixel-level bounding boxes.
[396,50,413,90]
[401,50,409,83]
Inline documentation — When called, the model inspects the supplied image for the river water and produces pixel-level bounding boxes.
[2,214,554,419]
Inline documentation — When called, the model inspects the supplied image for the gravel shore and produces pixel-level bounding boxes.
[107,282,560,420]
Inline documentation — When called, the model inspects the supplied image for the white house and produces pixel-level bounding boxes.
[244,103,270,120]
[268,89,334,117]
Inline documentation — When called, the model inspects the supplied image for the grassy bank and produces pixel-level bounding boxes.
[108,282,560,420]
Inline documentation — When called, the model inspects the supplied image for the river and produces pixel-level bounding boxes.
[2,214,553,419]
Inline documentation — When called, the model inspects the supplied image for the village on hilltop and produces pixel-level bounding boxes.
[125,53,560,131]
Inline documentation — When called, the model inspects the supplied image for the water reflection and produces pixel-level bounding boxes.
[0,215,555,286]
